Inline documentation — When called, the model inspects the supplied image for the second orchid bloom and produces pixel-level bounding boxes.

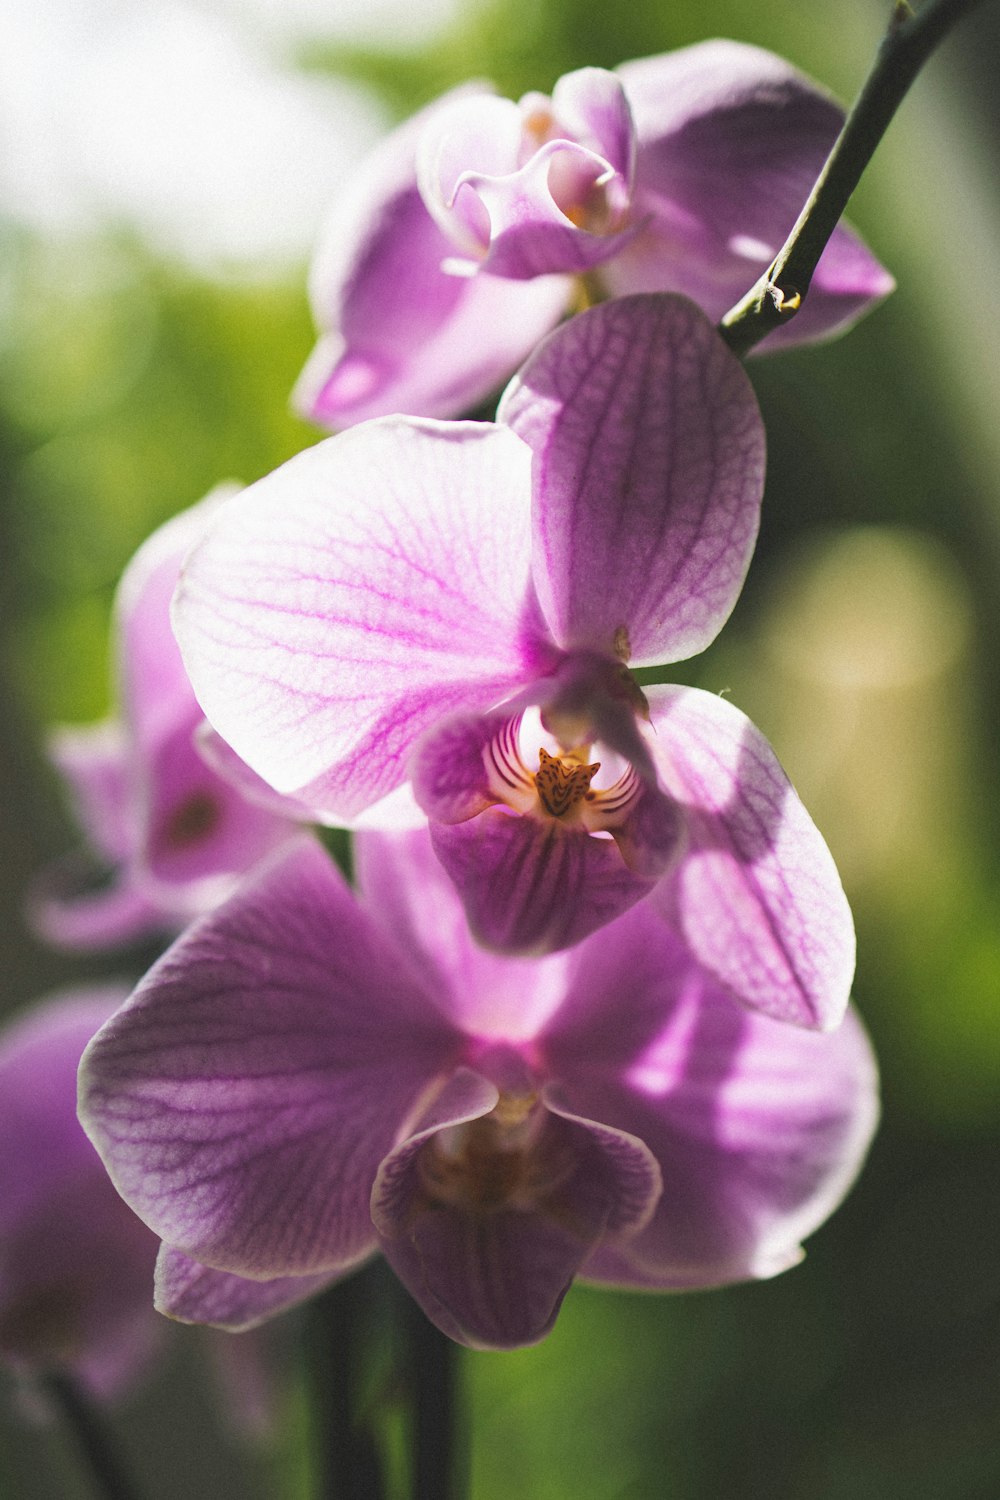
[295,42,893,428]
[174,293,854,1030]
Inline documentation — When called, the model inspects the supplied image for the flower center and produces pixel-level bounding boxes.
[535,747,600,818]
[418,1092,573,1215]
[161,790,221,849]
[482,714,641,831]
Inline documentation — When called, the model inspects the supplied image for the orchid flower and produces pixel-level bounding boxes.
[31,490,301,952]
[0,989,162,1398]
[295,42,893,429]
[176,293,853,1029]
[79,831,879,1352]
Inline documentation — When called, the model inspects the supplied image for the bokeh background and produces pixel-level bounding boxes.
[2,0,1000,1495]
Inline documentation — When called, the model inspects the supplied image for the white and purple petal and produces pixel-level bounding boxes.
[500,293,765,665]
[297,86,570,426]
[550,68,635,197]
[542,905,878,1287]
[116,489,235,762]
[355,825,572,1041]
[449,143,638,279]
[645,686,855,1030]
[417,77,636,279]
[174,421,554,819]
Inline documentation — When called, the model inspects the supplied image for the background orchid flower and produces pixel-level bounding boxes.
[79,830,879,1352]
[30,490,301,952]
[0,988,162,1399]
[295,41,893,429]
[177,293,853,1028]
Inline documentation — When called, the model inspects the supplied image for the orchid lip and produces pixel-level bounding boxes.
[416,1089,576,1216]
[482,712,646,832]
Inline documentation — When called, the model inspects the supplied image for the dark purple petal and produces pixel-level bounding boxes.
[0,990,161,1395]
[430,807,654,956]
[409,711,498,824]
[609,42,893,344]
[175,422,552,819]
[543,906,878,1286]
[154,1245,344,1332]
[646,687,855,1029]
[610,779,686,879]
[500,293,765,665]
[373,1070,660,1348]
[80,839,460,1278]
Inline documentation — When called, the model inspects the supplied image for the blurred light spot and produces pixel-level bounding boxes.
[752,526,974,891]
[0,0,390,271]
[764,526,971,690]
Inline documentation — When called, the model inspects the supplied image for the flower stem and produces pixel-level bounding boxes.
[305,1274,385,1500]
[403,1296,461,1500]
[43,1372,142,1500]
[719,0,989,356]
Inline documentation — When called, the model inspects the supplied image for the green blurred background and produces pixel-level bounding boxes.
[2,0,1000,1495]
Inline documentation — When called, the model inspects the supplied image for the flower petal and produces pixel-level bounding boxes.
[174,421,551,818]
[417,93,525,256]
[409,710,499,825]
[138,705,296,900]
[26,859,168,953]
[154,1245,342,1332]
[499,293,765,665]
[31,721,164,948]
[418,72,636,279]
[79,839,459,1278]
[47,722,133,863]
[296,86,569,425]
[0,989,161,1395]
[543,906,878,1286]
[551,67,635,190]
[646,686,855,1029]
[429,806,654,955]
[373,1070,660,1349]
[454,142,638,278]
[609,42,893,344]
[116,489,235,764]
[355,826,573,1041]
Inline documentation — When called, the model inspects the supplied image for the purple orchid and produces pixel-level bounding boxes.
[31,490,300,952]
[78,831,879,1352]
[294,41,893,429]
[176,293,854,1029]
[0,989,162,1398]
